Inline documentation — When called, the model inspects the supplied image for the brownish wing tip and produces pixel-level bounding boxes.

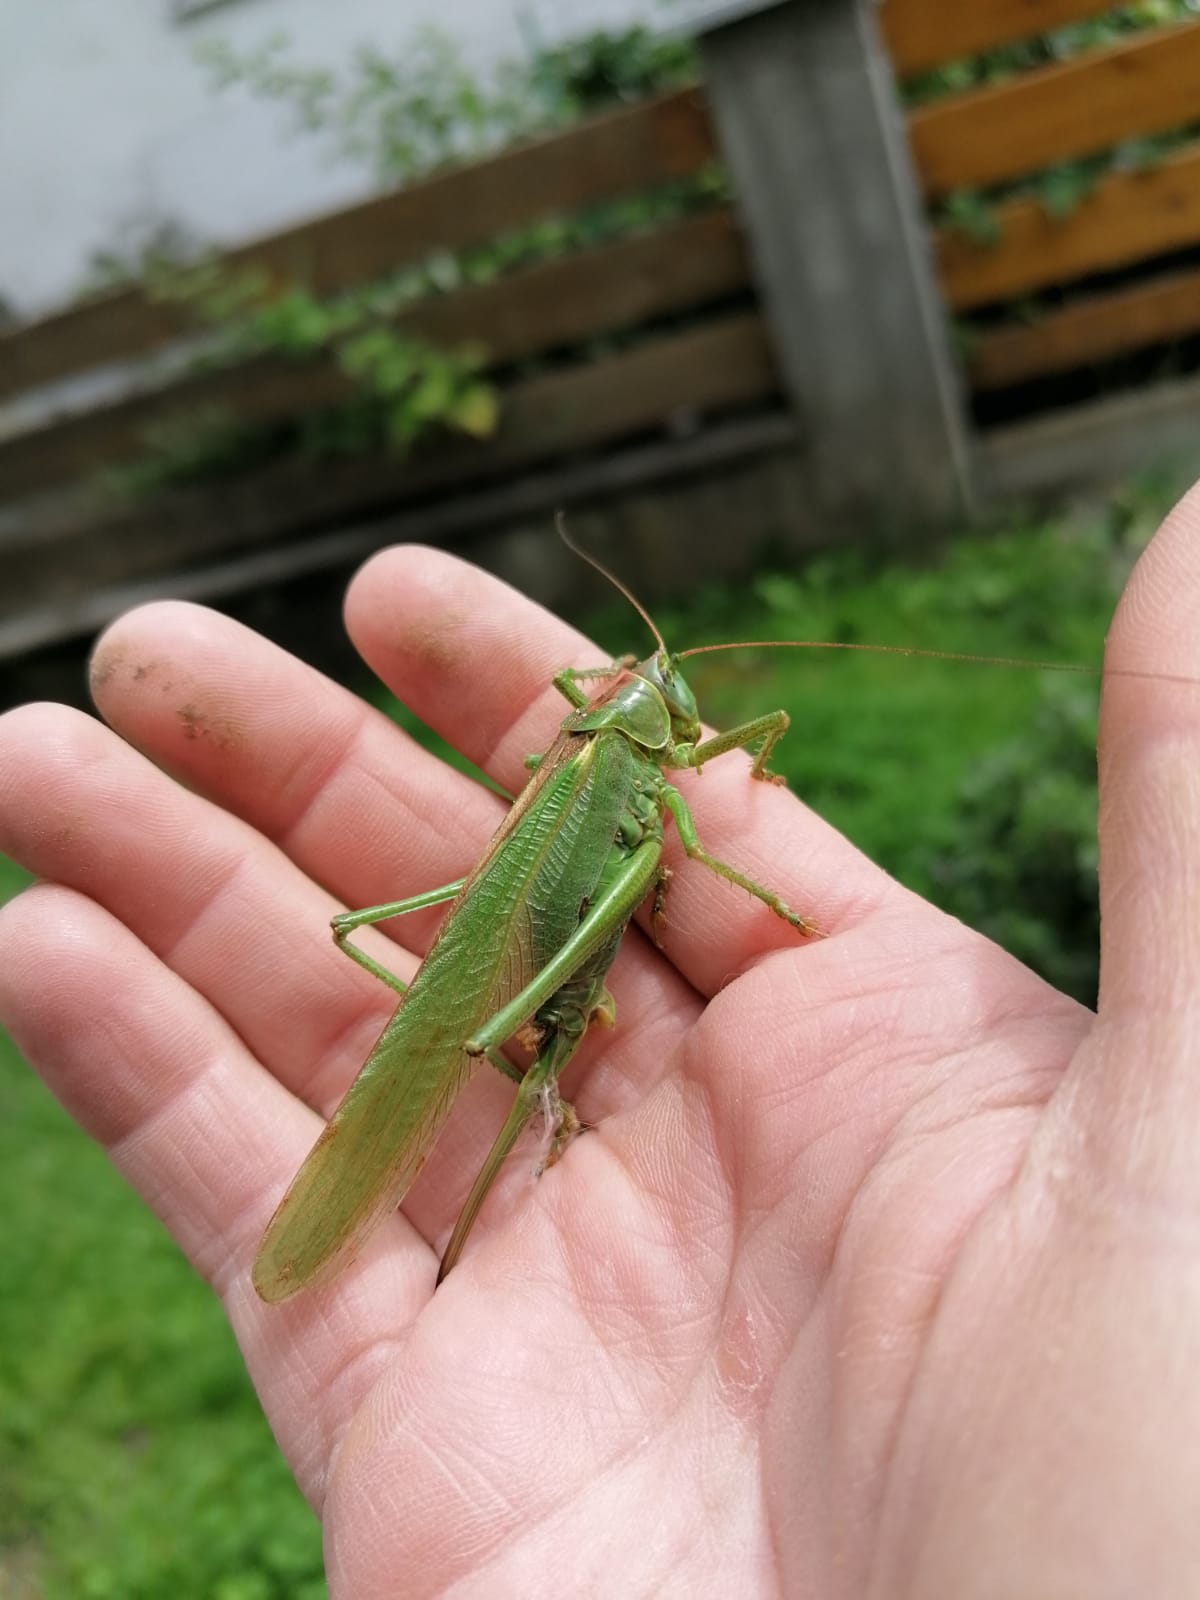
[251,1249,300,1304]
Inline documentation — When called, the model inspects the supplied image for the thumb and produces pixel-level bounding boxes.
[1073,481,1200,1205]
[1097,482,1200,1018]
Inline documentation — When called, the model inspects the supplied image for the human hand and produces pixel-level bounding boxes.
[1,497,1198,1598]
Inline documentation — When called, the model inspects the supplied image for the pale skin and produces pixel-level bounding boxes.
[1,486,1199,1599]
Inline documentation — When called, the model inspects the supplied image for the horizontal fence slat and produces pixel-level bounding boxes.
[0,210,751,501]
[4,312,777,581]
[472,310,775,471]
[980,370,1200,499]
[0,413,799,661]
[882,0,1121,78]
[939,141,1200,310]
[909,21,1200,197]
[969,266,1200,389]
[413,208,748,364]
[0,87,716,401]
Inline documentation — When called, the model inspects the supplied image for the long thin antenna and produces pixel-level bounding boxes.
[556,512,665,652]
[678,639,1097,673]
[677,638,1200,688]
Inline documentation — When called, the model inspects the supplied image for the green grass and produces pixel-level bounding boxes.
[0,855,325,1600]
[0,473,1178,1594]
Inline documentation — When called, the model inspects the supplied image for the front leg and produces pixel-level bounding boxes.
[552,657,637,709]
[681,709,791,784]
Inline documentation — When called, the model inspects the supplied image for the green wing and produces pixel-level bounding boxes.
[253,730,635,1300]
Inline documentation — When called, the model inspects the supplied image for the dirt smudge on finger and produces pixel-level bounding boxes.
[89,642,125,692]
[176,702,243,750]
[405,616,465,678]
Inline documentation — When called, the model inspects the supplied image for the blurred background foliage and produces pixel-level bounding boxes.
[92,0,1200,491]
[98,22,712,495]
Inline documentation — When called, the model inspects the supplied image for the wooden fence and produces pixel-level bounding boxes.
[888,0,1200,391]
[0,88,788,659]
[4,0,1200,666]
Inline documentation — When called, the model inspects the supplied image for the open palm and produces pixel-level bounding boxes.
[2,499,1199,1599]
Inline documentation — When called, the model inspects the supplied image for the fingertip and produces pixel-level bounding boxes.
[90,600,215,700]
[0,702,117,863]
[345,541,578,661]
[1105,480,1200,691]
[0,697,100,762]
[342,543,594,781]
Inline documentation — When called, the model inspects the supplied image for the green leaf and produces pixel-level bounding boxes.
[449,382,499,437]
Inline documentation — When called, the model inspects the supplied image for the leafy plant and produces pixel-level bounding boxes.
[195,27,533,186]
[939,190,1002,246]
[76,217,207,299]
[195,24,698,186]
[904,0,1200,103]
[922,676,1102,1001]
[916,2,1200,235]
[115,23,705,495]
[523,25,697,121]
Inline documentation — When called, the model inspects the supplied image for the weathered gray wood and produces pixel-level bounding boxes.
[0,88,716,401]
[0,208,754,500]
[696,0,976,529]
[980,374,1200,501]
[0,412,797,660]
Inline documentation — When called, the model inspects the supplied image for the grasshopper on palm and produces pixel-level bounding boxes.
[253,552,818,1301]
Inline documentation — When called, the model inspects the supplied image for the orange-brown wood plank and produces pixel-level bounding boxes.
[939,141,1200,310]
[882,0,1121,77]
[0,87,716,401]
[909,21,1200,196]
[969,266,1200,388]
[0,210,749,500]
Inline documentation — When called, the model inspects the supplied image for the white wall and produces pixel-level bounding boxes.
[0,0,672,321]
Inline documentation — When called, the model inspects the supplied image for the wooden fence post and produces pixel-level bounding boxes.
[693,0,977,529]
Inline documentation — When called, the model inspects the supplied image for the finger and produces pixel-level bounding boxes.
[0,700,413,1118]
[347,545,905,996]
[1078,479,1200,1199]
[89,597,502,955]
[0,884,431,1500]
[0,700,493,1256]
[89,597,695,1034]
[1097,480,1200,1015]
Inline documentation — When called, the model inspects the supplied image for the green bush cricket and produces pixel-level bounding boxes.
[253,540,823,1301]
